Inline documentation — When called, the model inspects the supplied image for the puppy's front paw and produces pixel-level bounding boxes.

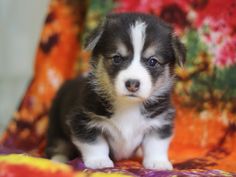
[84,157,114,169]
[143,159,173,170]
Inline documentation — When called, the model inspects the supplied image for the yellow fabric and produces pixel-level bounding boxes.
[0,154,72,172]
[0,154,132,177]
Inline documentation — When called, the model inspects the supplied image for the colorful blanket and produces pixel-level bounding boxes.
[0,154,235,177]
[1,0,236,176]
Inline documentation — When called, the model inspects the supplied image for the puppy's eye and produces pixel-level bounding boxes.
[112,55,123,65]
[147,57,159,67]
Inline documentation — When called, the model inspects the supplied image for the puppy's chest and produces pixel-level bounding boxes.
[107,104,147,160]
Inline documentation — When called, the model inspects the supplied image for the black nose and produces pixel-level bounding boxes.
[125,79,140,92]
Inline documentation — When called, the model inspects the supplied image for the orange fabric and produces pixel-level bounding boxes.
[0,0,87,154]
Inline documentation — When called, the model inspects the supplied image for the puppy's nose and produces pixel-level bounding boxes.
[125,79,140,92]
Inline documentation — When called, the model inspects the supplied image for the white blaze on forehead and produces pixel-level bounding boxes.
[115,20,153,100]
[130,20,147,59]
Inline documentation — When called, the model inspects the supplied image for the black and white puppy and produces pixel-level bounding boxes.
[45,13,186,170]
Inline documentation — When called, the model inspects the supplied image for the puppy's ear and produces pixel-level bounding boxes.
[85,13,120,51]
[172,35,186,67]
[85,22,104,51]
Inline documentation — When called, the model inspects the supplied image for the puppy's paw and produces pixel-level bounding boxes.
[143,159,173,170]
[51,154,68,163]
[84,157,114,169]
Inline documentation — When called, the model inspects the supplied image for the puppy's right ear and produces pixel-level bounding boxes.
[85,22,104,51]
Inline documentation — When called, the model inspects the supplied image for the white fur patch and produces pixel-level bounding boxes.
[70,99,173,168]
[130,21,146,60]
[51,154,68,163]
[104,99,169,160]
[72,136,114,169]
[142,136,173,170]
[78,99,170,162]
[108,99,146,160]
[115,21,152,100]
[49,139,70,163]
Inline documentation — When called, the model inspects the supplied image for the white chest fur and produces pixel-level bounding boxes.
[71,98,170,169]
[107,99,148,160]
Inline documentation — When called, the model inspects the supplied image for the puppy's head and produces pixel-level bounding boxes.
[86,13,186,101]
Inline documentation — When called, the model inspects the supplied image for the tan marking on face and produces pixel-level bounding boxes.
[143,45,157,59]
[95,57,115,99]
[154,65,171,90]
[155,75,165,90]
[116,42,128,57]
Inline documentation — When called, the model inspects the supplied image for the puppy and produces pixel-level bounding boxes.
[45,13,186,170]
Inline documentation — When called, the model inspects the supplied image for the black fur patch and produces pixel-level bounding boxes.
[45,76,113,159]
[67,108,101,142]
[143,93,172,118]
[144,108,175,139]
[156,123,174,139]
[157,108,175,139]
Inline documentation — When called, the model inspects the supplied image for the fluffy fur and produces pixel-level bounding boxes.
[45,13,186,170]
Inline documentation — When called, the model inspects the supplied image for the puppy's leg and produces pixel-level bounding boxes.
[46,139,77,163]
[142,126,173,170]
[46,141,69,163]
[51,154,68,163]
[72,136,113,169]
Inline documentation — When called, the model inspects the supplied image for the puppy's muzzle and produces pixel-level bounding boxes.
[125,79,140,93]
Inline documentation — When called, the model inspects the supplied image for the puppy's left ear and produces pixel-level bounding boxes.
[85,22,104,51]
[171,35,186,67]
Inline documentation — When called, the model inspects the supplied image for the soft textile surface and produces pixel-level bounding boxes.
[1,0,236,176]
[0,154,131,177]
[0,154,234,177]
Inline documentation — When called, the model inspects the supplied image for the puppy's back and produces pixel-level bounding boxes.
[45,77,86,159]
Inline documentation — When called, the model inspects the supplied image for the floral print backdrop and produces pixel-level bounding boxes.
[1,0,236,175]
